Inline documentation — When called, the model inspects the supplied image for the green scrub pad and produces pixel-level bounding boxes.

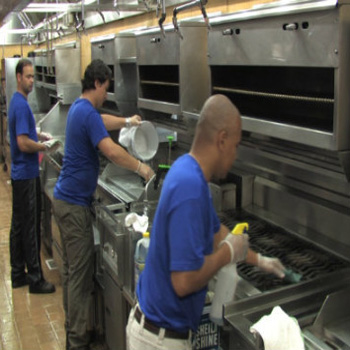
[283,269,302,283]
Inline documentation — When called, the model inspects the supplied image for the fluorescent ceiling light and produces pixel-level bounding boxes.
[22,0,96,13]
[23,4,71,13]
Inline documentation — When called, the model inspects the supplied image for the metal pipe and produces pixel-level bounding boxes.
[75,0,85,35]
[96,0,106,23]
[172,0,209,38]
[158,0,166,38]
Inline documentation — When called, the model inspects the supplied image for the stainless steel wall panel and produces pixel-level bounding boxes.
[39,102,70,140]
[208,10,339,67]
[114,34,139,115]
[103,270,127,350]
[115,33,137,61]
[91,35,116,64]
[253,176,350,252]
[136,21,210,133]
[33,44,81,105]
[179,23,211,115]
[208,1,350,179]
[136,30,179,66]
[97,205,127,287]
[334,5,350,151]
[55,48,81,86]
[241,117,335,150]
[235,139,350,202]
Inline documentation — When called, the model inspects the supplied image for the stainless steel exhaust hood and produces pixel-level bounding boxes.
[0,0,189,45]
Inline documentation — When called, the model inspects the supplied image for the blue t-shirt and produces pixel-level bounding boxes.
[54,98,109,207]
[137,154,220,332]
[8,92,39,180]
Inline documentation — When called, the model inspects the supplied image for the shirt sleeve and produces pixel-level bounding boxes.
[212,204,221,233]
[169,198,213,272]
[15,104,31,136]
[86,110,109,147]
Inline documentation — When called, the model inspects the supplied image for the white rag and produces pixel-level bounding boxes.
[119,127,137,149]
[124,213,149,233]
[250,306,305,350]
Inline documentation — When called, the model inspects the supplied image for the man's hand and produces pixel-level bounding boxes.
[40,132,53,141]
[219,233,249,264]
[129,115,142,127]
[257,254,285,278]
[43,139,61,154]
[136,162,155,182]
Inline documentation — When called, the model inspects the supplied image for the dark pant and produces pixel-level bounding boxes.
[52,198,94,350]
[10,177,43,285]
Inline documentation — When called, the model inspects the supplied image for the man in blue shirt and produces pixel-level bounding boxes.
[8,58,56,294]
[126,95,285,350]
[52,59,154,350]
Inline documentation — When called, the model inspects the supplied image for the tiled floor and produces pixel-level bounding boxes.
[0,166,66,350]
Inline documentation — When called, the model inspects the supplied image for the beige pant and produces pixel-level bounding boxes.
[126,304,193,350]
[52,198,94,350]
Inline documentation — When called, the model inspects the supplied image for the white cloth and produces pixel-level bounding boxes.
[119,126,137,149]
[250,306,305,350]
[43,138,62,153]
[125,213,149,233]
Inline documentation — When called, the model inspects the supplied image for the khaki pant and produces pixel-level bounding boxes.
[126,304,193,350]
[53,198,94,350]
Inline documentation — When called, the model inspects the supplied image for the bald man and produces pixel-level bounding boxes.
[126,95,284,350]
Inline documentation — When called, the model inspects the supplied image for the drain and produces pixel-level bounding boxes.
[45,259,58,270]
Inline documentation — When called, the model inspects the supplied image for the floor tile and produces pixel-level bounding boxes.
[0,168,65,350]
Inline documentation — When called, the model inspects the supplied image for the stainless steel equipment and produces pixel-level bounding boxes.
[96,203,128,350]
[115,32,139,116]
[40,102,69,269]
[95,166,161,350]
[136,21,210,134]
[204,1,350,348]
[34,42,81,105]
[91,35,117,103]
[90,33,139,116]
[208,0,350,180]
[126,1,350,348]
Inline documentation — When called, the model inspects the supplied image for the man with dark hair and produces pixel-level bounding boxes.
[53,59,154,350]
[8,58,56,294]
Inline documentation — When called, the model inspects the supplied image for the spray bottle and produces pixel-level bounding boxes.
[209,222,249,325]
[134,231,150,289]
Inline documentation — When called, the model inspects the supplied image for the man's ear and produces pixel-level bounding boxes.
[94,80,101,89]
[217,129,228,152]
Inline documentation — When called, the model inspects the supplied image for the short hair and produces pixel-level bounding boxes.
[15,58,33,75]
[81,59,112,92]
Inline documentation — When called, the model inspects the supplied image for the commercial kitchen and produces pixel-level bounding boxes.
[0,0,350,349]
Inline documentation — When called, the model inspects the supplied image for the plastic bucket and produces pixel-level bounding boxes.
[129,121,159,161]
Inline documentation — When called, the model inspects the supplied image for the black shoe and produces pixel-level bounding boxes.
[12,277,29,289]
[29,280,56,294]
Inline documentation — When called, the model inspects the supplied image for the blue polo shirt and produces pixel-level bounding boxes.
[54,98,109,207]
[8,92,39,180]
[137,154,220,332]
